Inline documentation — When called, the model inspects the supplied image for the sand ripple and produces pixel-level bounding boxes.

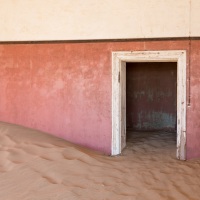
[0,122,199,200]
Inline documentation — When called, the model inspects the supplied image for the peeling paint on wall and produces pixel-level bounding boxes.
[135,111,176,131]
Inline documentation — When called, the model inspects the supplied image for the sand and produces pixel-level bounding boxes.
[0,122,199,200]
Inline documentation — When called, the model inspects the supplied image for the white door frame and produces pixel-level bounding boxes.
[112,50,187,160]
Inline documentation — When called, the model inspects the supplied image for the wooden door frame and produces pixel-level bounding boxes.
[112,50,187,160]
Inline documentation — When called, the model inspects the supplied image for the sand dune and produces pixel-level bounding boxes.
[0,122,199,200]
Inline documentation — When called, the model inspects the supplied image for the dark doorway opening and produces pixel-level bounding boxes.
[126,62,177,149]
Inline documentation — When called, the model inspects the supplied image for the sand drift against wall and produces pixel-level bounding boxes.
[0,122,199,200]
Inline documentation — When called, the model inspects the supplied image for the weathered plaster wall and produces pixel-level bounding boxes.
[191,0,200,37]
[0,43,112,153]
[126,62,177,132]
[0,0,199,41]
[0,39,199,159]
[186,40,200,159]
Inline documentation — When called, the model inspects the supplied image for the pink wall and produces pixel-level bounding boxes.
[126,62,177,132]
[187,40,200,159]
[0,39,199,159]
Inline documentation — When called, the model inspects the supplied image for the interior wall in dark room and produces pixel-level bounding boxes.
[126,62,177,132]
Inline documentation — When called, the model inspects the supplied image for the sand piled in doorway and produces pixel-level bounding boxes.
[0,122,199,200]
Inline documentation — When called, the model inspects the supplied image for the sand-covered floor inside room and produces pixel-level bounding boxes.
[0,122,200,200]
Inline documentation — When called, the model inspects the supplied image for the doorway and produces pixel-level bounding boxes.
[112,51,186,160]
[126,62,177,132]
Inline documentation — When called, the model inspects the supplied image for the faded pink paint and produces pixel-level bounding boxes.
[186,40,200,159]
[0,40,199,159]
